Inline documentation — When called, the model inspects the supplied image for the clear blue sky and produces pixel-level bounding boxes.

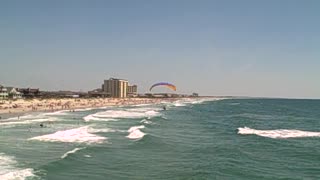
[1,0,319,98]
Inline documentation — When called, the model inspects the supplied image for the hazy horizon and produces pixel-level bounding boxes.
[1,1,320,99]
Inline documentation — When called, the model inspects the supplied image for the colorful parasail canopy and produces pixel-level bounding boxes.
[149,82,177,91]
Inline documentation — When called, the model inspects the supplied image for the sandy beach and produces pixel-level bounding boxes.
[0,98,177,116]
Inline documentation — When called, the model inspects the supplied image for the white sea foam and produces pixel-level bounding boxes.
[128,125,145,132]
[0,120,42,126]
[238,127,320,139]
[126,125,146,140]
[73,108,94,112]
[29,126,107,144]
[84,155,92,158]
[0,153,35,180]
[92,109,160,119]
[173,102,187,107]
[43,110,69,116]
[87,127,117,133]
[61,147,86,159]
[191,100,205,104]
[127,107,162,112]
[83,114,117,122]
[132,104,151,107]
[83,114,99,122]
[6,114,37,121]
[84,106,161,122]
[0,168,35,180]
[230,103,240,106]
[198,97,227,102]
[97,106,109,109]
[172,98,227,107]
[0,118,56,126]
[140,119,153,125]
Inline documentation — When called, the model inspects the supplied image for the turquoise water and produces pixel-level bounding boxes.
[1,98,320,179]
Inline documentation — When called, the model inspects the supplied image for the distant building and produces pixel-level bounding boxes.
[18,88,40,98]
[41,91,87,98]
[0,85,9,100]
[88,88,109,98]
[6,87,22,99]
[0,86,23,100]
[128,85,138,97]
[192,93,199,97]
[103,78,128,98]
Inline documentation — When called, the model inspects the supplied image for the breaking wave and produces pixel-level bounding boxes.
[86,109,160,120]
[229,103,240,106]
[83,114,117,122]
[140,119,153,125]
[0,118,56,127]
[238,127,320,139]
[6,114,38,121]
[173,102,187,107]
[132,104,152,107]
[61,147,86,159]
[43,110,69,116]
[127,107,162,112]
[0,153,36,180]
[126,125,146,140]
[73,108,94,112]
[28,126,107,144]
[171,98,227,107]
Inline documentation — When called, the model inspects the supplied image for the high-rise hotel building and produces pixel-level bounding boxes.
[103,78,128,98]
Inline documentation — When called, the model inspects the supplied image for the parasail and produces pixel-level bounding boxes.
[149,82,177,91]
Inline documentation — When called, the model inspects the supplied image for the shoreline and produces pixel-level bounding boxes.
[0,97,202,118]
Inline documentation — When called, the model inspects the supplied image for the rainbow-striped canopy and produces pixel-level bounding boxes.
[149,82,177,91]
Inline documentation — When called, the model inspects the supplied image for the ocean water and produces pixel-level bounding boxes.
[1,98,320,180]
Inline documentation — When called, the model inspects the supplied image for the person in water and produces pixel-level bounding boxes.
[163,106,167,110]
[40,123,44,128]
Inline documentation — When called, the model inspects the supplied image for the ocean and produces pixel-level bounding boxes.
[1,98,320,180]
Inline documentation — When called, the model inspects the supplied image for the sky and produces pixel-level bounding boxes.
[1,0,320,98]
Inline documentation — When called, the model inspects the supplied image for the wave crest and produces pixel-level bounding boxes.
[126,125,146,140]
[61,147,86,159]
[84,108,160,121]
[238,127,320,139]
[83,114,117,122]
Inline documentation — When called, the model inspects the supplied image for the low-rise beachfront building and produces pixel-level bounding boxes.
[103,78,128,98]
[41,91,87,98]
[144,93,169,98]
[6,87,22,99]
[88,88,109,98]
[128,85,138,97]
[17,88,41,98]
[192,93,199,97]
[0,85,9,100]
